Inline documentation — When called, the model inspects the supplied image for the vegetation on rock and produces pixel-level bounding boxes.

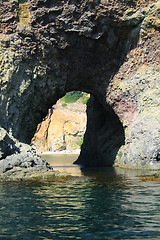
[61,103,67,107]
[78,137,84,147]
[63,91,83,103]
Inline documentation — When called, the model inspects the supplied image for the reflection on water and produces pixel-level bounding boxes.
[1,154,160,240]
[42,153,82,176]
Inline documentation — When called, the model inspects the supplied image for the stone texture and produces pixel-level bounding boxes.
[0,0,159,176]
[0,127,20,159]
[31,98,87,152]
[0,136,51,174]
[111,66,160,168]
[0,149,49,173]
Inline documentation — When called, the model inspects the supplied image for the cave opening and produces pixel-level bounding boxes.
[75,96,125,167]
[31,90,125,167]
[31,91,89,154]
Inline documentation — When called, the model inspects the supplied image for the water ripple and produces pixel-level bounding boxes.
[1,163,160,239]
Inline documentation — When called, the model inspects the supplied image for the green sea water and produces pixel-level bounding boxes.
[0,154,160,240]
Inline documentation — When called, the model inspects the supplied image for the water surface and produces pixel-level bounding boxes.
[0,154,160,240]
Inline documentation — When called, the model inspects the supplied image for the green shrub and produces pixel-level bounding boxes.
[62,103,67,107]
[82,93,90,104]
[64,91,83,103]
[78,137,84,147]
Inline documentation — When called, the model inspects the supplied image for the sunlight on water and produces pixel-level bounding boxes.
[41,153,82,176]
[0,154,160,240]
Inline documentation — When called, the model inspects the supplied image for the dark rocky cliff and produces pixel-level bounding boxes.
[0,0,160,177]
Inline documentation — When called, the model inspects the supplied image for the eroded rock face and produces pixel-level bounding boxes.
[31,98,87,152]
[0,130,50,174]
[0,0,143,142]
[0,0,160,174]
[111,66,160,168]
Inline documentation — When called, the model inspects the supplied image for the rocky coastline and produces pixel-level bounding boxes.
[0,0,160,179]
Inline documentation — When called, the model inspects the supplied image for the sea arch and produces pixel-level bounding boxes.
[0,0,160,169]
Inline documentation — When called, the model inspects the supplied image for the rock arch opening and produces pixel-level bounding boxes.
[31,91,89,154]
[31,91,125,167]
